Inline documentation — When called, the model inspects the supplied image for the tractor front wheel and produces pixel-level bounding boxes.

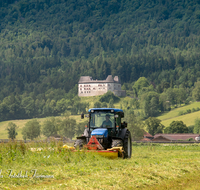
[74,138,86,150]
[123,130,132,158]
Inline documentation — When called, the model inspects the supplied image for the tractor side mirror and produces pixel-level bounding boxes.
[81,113,84,119]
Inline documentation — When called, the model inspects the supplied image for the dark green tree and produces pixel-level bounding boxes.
[188,125,194,133]
[145,117,165,136]
[42,117,61,137]
[21,97,35,118]
[192,81,200,101]
[101,102,107,108]
[60,118,76,139]
[99,91,120,103]
[94,101,102,108]
[164,121,188,134]
[166,88,176,106]
[124,109,144,141]
[193,118,200,134]
[6,122,18,140]
[22,119,41,140]
[141,92,160,117]
[108,99,114,108]
[133,77,149,97]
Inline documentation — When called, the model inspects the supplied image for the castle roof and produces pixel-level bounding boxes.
[106,75,114,82]
[78,75,121,84]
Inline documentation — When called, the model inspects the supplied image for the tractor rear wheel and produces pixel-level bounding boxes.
[123,130,132,159]
[74,138,86,150]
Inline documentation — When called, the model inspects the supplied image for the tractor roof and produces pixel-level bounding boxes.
[88,108,123,113]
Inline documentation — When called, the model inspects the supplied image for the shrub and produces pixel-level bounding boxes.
[93,101,101,108]
[194,118,200,133]
[99,91,120,103]
[192,108,196,112]
[184,99,190,105]
[178,111,184,116]
[188,125,194,133]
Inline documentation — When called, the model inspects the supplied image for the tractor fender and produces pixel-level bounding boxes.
[118,128,129,140]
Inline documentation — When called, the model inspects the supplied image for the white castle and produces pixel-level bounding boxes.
[78,75,126,97]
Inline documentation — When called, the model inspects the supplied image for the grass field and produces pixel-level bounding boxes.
[0,142,200,189]
[157,102,200,127]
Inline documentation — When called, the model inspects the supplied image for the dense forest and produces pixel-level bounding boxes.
[1,0,200,120]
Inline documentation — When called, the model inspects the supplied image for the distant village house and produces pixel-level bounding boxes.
[140,133,200,142]
[152,134,200,142]
[78,75,126,97]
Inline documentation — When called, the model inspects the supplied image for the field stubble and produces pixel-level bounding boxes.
[0,142,200,189]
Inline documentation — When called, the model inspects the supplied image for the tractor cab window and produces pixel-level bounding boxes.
[90,112,114,129]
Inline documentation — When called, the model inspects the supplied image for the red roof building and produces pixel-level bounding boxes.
[140,130,154,141]
[141,137,152,142]
[153,134,200,142]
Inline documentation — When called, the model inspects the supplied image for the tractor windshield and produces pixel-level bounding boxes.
[90,111,115,129]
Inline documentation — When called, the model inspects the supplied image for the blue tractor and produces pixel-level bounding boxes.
[74,108,132,158]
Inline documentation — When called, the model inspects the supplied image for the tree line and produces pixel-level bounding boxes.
[0,87,90,121]
[7,115,88,140]
[1,0,200,116]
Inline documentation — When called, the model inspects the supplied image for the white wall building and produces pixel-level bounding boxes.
[78,75,126,97]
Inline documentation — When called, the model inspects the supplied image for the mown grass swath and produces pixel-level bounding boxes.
[0,141,200,189]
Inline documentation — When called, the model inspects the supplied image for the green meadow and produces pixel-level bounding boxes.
[0,142,200,189]
[157,102,200,127]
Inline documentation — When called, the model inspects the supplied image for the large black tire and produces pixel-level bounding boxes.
[123,130,132,159]
[74,138,86,150]
[111,139,123,147]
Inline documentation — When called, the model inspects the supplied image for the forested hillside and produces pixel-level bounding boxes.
[1,0,200,120]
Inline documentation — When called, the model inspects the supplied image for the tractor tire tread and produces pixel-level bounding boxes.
[123,130,132,159]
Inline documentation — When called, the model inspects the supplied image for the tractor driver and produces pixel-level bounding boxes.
[101,114,112,128]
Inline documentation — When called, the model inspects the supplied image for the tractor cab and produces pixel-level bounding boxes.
[88,108,124,136]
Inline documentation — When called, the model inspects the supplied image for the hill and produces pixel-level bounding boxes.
[1,0,200,120]
[1,0,200,95]
[157,102,200,127]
